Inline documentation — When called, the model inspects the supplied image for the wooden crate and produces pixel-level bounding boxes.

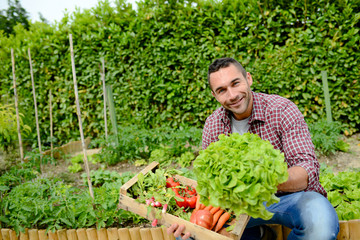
[118,161,250,240]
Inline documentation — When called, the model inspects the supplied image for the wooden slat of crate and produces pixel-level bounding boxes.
[282,226,291,239]
[338,221,349,240]
[118,161,249,240]
[161,226,175,240]
[348,219,360,240]
[267,224,283,240]
[120,161,159,195]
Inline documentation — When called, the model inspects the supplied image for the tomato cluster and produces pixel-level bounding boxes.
[166,177,197,209]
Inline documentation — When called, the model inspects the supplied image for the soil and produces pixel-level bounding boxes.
[317,133,360,173]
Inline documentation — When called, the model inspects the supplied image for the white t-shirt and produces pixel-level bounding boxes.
[231,115,250,135]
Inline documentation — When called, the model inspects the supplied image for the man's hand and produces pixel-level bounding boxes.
[167,223,191,240]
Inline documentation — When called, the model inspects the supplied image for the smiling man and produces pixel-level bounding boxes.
[168,57,339,240]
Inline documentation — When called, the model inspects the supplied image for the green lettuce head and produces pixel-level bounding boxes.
[194,133,288,220]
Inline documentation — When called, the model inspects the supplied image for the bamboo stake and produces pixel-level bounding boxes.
[101,58,108,140]
[11,48,24,162]
[28,48,42,158]
[49,89,53,159]
[68,34,94,199]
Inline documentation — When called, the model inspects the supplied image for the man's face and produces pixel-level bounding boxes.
[209,64,253,120]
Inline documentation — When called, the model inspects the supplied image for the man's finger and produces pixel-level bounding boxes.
[174,224,186,238]
[167,223,179,235]
[182,232,191,240]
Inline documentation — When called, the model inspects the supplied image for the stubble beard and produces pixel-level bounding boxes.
[225,90,251,119]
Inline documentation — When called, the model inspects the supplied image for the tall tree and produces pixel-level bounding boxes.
[0,0,30,36]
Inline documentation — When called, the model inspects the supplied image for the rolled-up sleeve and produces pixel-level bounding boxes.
[280,101,326,196]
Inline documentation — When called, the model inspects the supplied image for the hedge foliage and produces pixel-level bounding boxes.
[0,0,359,145]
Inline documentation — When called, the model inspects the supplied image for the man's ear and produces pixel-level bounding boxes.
[247,72,253,87]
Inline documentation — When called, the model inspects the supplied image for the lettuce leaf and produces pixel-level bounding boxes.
[194,133,288,220]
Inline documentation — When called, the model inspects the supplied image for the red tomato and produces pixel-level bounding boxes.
[190,209,213,229]
[166,177,180,188]
[173,188,189,208]
[185,185,197,196]
[186,195,197,209]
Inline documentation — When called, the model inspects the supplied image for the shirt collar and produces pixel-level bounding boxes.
[249,91,266,123]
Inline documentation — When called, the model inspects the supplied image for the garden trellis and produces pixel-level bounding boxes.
[8,35,115,201]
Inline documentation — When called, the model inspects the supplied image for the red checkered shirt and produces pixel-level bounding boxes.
[202,91,327,197]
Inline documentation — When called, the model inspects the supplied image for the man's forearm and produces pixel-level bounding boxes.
[277,166,309,192]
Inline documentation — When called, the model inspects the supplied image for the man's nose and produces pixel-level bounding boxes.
[227,88,237,100]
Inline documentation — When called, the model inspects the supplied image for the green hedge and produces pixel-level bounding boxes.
[0,0,359,145]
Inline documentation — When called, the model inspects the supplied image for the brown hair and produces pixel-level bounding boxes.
[207,57,247,89]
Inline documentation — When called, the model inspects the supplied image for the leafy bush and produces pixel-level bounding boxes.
[308,119,350,155]
[0,0,358,146]
[81,169,134,187]
[0,104,31,152]
[67,153,102,173]
[0,173,146,233]
[95,125,202,165]
[0,162,38,196]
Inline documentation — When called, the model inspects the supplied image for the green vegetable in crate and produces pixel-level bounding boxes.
[194,133,288,220]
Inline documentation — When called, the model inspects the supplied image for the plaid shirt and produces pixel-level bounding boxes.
[202,91,327,197]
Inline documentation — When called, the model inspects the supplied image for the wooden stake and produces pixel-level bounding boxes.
[49,89,53,159]
[11,48,24,162]
[69,34,94,199]
[28,48,42,157]
[101,58,108,140]
[321,71,332,123]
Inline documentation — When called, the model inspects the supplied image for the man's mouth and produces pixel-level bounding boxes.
[229,96,244,107]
